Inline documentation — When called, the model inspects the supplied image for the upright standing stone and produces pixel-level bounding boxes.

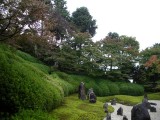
[103,102,108,113]
[78,82,86,100]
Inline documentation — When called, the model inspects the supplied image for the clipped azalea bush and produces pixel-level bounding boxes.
[56,73,144,97]
[107,82,120,95]
[119,83,129,95]
[0,44,64,116]
[119,83,144,96]
[50,73,76,96]
[97,81,110,96]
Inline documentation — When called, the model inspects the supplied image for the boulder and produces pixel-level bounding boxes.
[131,99,151,120]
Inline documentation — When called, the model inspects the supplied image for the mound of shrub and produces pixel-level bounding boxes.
[0,44,64,117]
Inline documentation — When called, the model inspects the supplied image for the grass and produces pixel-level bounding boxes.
[99,92,160,106]
[100,95,143,106]
[12,92,160,120]
[50,94,114,120]
[12,109,57,120]
[148,92,160,100]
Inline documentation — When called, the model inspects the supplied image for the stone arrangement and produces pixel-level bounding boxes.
[78,84,158,120]
[103,93,158,120]
[78,83,97,103]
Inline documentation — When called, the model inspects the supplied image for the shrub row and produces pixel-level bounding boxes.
[56,73,144,97]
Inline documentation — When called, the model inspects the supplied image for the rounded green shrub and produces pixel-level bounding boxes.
[0,45,64,116]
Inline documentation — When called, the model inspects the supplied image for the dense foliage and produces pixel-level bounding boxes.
[1,0,160,85]
[0,44,65,118]
[0,44,144,119]
[71,7,97,37]
[55,72,144,96]
[0,0,160,119]
[136,44,160,91]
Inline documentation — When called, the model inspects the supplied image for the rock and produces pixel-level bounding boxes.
[123,115,128,120]
[89,92,96,103]
[117,107,123,116]
[111,98,116,105]
[150,106,156,112]
[103,102,108,113]
[106,112,111,120]
[87,88,93,99]
[131,99,151,120]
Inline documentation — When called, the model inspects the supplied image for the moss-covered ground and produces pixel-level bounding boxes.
[50,92,160,120]
[50,94,114,120]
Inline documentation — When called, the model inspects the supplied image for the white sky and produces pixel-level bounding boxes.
[66,0,160,51]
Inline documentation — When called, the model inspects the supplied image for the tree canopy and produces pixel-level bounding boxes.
[0,0,159,84]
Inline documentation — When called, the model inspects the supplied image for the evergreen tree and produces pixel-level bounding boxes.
[71,7,97,37]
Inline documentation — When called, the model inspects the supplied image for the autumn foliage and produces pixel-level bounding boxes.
[144,55,158,67]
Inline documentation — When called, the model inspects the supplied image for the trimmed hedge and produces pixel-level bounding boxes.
[56,73,144,97]
[97,81,110,96]
[119,83,144,96]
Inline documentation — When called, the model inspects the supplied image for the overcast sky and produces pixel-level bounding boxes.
[66,0,160,51]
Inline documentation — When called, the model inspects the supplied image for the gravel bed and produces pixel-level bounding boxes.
[103,100,160,120]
